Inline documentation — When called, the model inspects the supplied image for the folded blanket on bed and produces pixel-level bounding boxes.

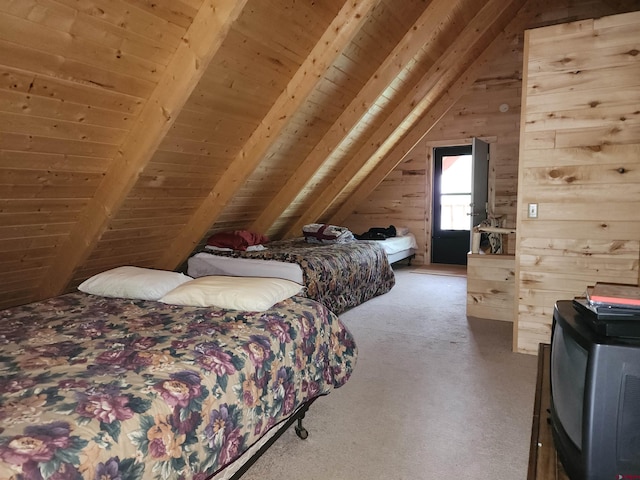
[207,230,269,251]
[302,223,355,244]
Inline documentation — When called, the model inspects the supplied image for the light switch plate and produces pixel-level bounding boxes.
[528,203,538,218]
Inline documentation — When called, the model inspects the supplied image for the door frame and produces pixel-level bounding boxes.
[428,139,490,266]
[431,145,473,265]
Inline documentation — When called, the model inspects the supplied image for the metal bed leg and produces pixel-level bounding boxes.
[223,396,320,480]
[295,414,308,439]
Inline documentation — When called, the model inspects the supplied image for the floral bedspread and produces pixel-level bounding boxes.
[0,293,357,480]
[201,238,395,314]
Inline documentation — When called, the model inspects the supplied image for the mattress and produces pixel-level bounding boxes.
[375,233,418,255]
[188,238,395,314]
[189,234,417,283]
[189,252,304,284]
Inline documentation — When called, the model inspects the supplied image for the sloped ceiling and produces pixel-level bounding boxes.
[1,0,638,309]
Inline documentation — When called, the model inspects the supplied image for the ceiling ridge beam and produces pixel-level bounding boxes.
[282,0,527,238]
[249,0,460,235]
[328,0,552,226]
[157,0,380,270]
[38,0,248,298]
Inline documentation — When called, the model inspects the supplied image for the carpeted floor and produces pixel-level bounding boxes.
[239,267,538,480]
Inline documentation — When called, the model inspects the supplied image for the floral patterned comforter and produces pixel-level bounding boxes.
[199,238,395,314]
[0,293,357,480]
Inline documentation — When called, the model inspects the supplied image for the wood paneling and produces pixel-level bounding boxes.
[1,0,639,312]
[343,0,638,274]
[514,11,640,354]
[289,0,527,238]
[0,0,201,307]
[467,254,516,322]
[156,0,378,269]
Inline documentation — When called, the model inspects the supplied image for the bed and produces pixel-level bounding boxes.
[375,233,417,265]
[188,237,396,314]
[0,286,357,479]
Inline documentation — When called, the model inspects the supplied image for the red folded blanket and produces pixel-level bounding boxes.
[207,230,269,251]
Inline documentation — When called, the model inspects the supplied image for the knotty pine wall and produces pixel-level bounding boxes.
[0,0,203,309]
[344,3,639,354]
[342,0,527,261]
[344,1,637,266]
[515,11,640,354]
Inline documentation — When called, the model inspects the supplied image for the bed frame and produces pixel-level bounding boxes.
[387,248,415,265]
[223,396,321,479]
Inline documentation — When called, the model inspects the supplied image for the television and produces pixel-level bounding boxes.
[550,301,640,480]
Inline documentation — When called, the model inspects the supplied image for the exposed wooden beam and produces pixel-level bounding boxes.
[38,0,248,298]
[282,0,527,238]
[157,0,380,270]
[329,0,548,226]
[249,0,460,235]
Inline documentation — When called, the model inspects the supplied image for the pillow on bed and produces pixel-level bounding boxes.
[159,276,303,311]
[78,266,193,300]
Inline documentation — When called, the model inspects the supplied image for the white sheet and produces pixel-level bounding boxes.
[188,252,305,284]
[375,233,418,255]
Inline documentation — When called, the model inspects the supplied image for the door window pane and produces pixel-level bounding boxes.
[441,155,472,193]
[439,154,472,230]
[440,194,471,230]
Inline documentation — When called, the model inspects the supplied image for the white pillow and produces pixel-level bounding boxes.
[159,276,303,311]
[78,266,193,300]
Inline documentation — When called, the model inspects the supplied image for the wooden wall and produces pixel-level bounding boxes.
[344,152,428,264]
[1,1,638,312]
[4,0,513,309]
[344,2,639,354]
[344,1,638,269]
[515,11,640,354]
[341,0,528,260]
[0,0,204,308]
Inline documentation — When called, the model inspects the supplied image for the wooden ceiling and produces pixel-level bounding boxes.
[1,0,639,309]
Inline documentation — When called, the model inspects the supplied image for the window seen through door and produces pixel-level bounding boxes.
[439,154,472,230]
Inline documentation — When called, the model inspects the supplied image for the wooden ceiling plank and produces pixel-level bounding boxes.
[37,0,248,298]
[250,0,458,235]
[0,65,145,115]
[329,0,547,226]
[0,132,119,158]
[0,111,127,145]
[0,150,112,173]
[124,0,200,29]
[53,0,187,49]
[0,88,131,129]
[0,11,165,84]
[157,0,379,270]
[283,0,527,238]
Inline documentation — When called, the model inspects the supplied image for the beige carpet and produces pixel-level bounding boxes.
[239,267,537,480]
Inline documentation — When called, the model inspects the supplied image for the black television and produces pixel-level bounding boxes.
[550,301,640,480]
